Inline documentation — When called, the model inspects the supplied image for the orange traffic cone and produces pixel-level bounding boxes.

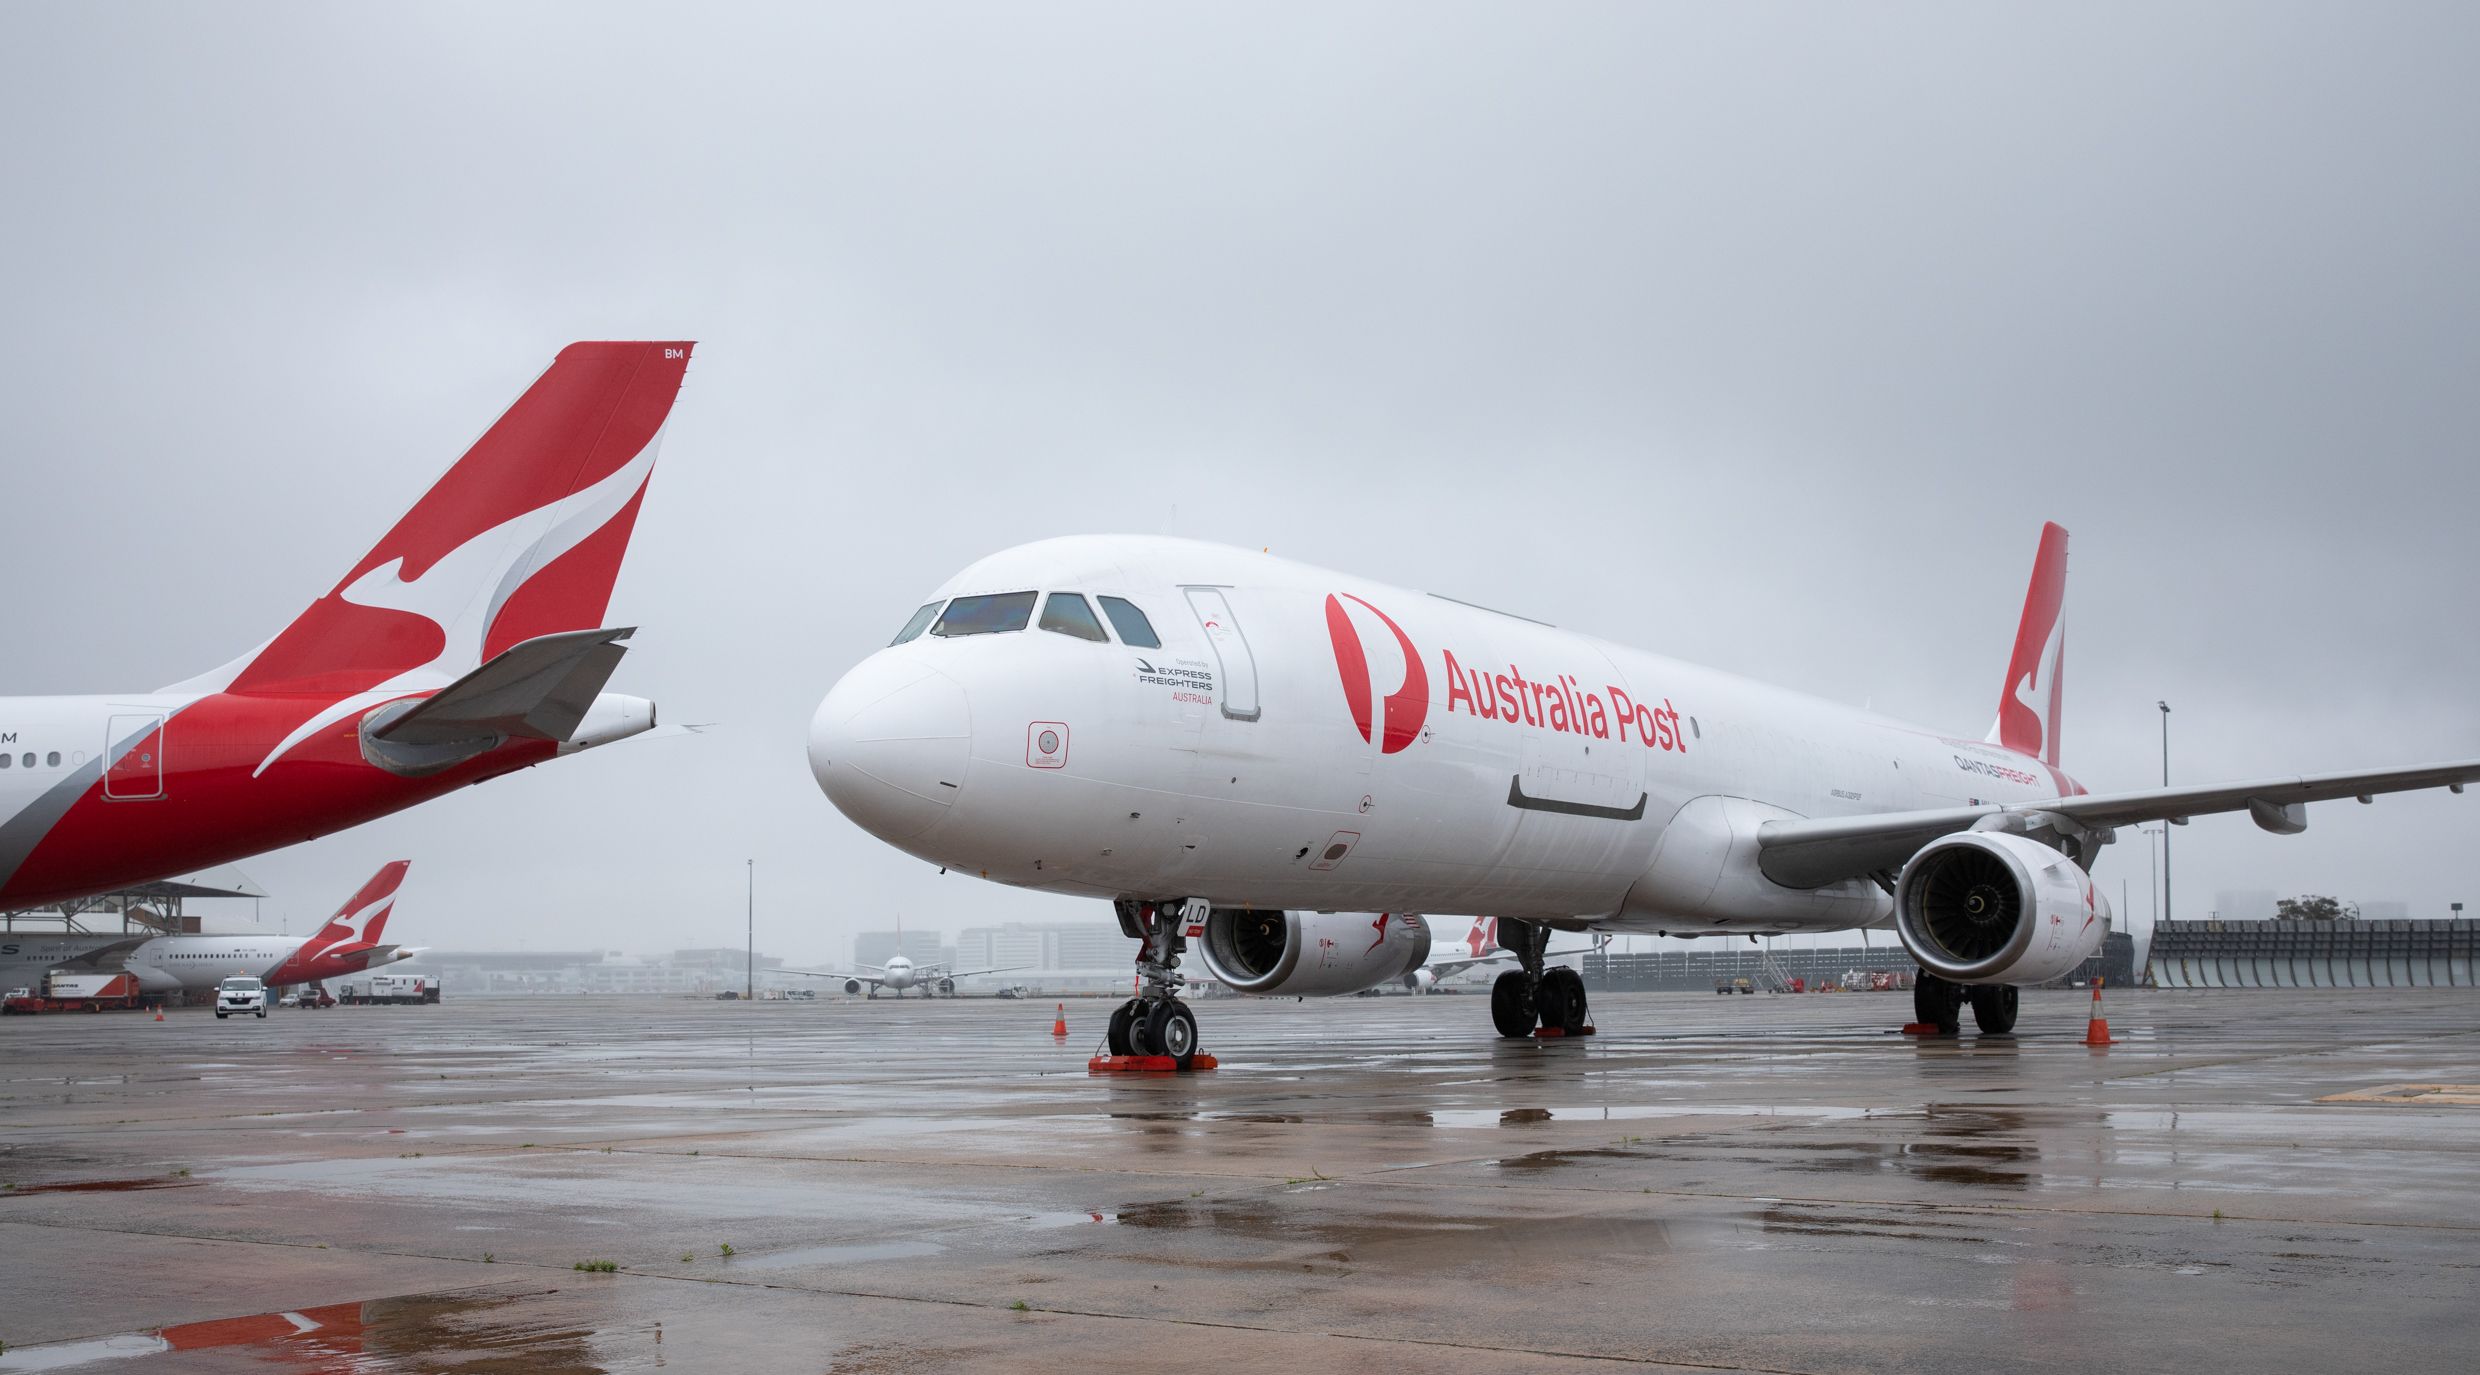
[153,1009,165,1022]
[1051,1003,1068,1038]
[2082,977,2114,1046]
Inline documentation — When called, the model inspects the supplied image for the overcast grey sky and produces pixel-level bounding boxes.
[3,3,2473,961]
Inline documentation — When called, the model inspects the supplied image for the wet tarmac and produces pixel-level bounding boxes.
[2,988,2475,1372]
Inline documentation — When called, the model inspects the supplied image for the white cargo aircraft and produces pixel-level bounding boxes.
[808,526,2476,1060]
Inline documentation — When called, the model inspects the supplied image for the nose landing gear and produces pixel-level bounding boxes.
[1098,899,1216,1071]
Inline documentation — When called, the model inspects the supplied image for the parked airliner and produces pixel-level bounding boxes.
[21,861,423,995]
[0,342,695,913]
[782,953,1029,998]
[809,526,2477,1060]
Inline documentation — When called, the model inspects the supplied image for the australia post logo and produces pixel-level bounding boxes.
[1325,594,1429,753]
[1327,592,1690,757]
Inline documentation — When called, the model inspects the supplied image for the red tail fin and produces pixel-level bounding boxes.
[1990,522,2069,766]
[208,342,694,698]
[305,861,411,956]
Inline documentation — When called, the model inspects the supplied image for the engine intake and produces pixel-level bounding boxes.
[1894,831,2109,986]
[1196,908,1431,997]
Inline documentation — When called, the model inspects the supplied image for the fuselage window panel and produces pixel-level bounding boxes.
[1039,593,1109,642]
[931,591,1037,637]
[1097,596,1162,648]
[891,601,945,646]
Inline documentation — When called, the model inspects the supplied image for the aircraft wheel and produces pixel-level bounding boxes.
[1967,984,2018,1035]
[1107,999,1140,1056]
[1539,968,1588,1032]
[1144,1000,1199,1061]
[1489,970,1538,1038]
[1913,973,1963,1036]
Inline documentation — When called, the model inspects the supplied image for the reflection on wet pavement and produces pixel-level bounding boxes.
[1,988,2474,1372]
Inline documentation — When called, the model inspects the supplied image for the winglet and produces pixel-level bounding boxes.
[1989,523,2069,766]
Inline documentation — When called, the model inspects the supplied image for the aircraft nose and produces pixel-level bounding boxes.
[808,654,972,843]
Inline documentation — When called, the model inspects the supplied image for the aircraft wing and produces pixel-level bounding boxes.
[49,936,150,969]
[933,965,1033,980]
[1424,951,1517,976]
[1758,758,2480,890]
[779,968,882,986]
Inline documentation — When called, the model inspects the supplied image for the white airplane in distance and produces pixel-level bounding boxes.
[808,526,2478,1061]
[782,953,1031,999]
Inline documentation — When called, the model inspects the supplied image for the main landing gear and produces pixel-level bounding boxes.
[1106,899,1207,1065]
[1490,919,1590,1038]
[1911,972,2018,1036]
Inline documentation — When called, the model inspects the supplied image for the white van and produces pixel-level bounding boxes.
[216,976,268,1019]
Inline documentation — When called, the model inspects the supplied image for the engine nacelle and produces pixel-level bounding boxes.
[843,979,863,995]
[1401,967,1440,994]
[1894,831,2110,986]
[1197,909,1431,997]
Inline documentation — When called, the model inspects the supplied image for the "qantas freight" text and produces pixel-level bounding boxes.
[1441,651,1685,751]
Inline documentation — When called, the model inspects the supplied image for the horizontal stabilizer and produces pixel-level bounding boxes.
[358,628,632,776]
[376,628,632,746]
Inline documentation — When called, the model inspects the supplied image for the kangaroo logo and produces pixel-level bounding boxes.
[248,439,659,776]
[1324,594,1428,754]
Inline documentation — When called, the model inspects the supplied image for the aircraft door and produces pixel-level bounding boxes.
[104,713,167,800]
[1182,587,1261,722]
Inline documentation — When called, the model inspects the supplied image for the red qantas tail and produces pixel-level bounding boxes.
[1988,522,2069,766]
[304,861,410,957]
[191,342,694,699]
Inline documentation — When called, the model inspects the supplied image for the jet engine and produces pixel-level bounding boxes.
[1401,967,1439,994]
[1893,832,2110,986]
[1196,909,1431,997]
[842,979,863,995]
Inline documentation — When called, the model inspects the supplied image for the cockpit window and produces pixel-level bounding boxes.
[1097,596,1161,648]
[931,591,1036,637]
[1038,593,1109,642]
[891,601,943,646]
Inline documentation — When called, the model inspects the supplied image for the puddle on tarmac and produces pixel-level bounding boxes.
[1096,1196,1675,1272]
[1,1177,200,1197]
[1023,1211,1119,1228]
[1756,1202,1998,1244]
[0,1289,609,1373]
[1430,1104,1877,1128]
[734,1239,946,1270]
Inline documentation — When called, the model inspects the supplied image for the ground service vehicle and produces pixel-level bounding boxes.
[216,976,267,1019]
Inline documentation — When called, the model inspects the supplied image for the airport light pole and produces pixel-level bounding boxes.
[2158,701,2172,924]
[746,859,755,1002]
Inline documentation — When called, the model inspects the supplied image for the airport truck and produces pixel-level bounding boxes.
[340,975,439,1006]
[3,972,151,1014]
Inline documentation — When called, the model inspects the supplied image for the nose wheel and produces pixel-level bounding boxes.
[1098,899,1215,1070]
[1109,997,1198,1057]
